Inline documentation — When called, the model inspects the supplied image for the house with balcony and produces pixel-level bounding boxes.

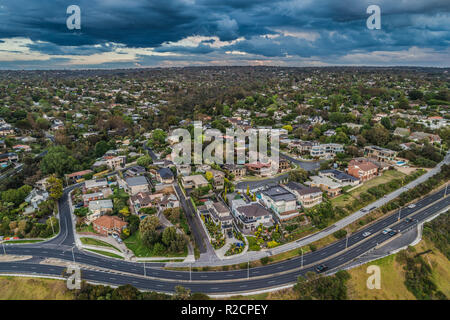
[87,199,114,222]
[310,143,344,159]
[364,145,397,163]
[260,185,299,221]
[245,162,272,177]
[222,164,246,179]
[347,159,379,182]
[284,182,323,208]
[230,199,274,233]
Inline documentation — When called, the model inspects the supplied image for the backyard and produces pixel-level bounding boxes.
[331,170,406,208]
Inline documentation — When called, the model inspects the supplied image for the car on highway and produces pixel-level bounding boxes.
[361,208,367,212]
[315,264,328,273]
[388,230,397,236]
[382,228,392,234]
[408,204,416,209]
[362,231,371,237]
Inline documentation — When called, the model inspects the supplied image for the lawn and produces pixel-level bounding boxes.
[0,276,74,300]
[80,237,121,252]
[332,170,406,208]
[124,231,187,258]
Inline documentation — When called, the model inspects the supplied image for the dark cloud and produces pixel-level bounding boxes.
[0,0,448,67]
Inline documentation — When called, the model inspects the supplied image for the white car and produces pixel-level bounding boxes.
[362,232,371,237]
[382,228,392,235]
[408,204,416,209]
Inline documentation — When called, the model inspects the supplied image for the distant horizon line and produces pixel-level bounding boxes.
[0,65,449,72]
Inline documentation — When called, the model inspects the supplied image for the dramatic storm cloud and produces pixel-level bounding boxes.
[0,0,448,68]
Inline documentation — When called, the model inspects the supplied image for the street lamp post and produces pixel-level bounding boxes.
[301,248,304,269]
[71,246,76,264]
[345,233,349,249]
[247,252,250,279]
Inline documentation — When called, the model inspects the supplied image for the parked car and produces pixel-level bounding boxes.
[362,232,371,237]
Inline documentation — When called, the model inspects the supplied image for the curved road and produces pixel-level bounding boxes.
[1,182,448,294]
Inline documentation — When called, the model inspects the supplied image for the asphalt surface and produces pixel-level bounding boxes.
[0,184,448,294]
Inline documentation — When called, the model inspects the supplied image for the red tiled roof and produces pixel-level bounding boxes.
[92,215,128,230]
[66,169,93,178]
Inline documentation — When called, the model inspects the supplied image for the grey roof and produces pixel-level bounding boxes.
[320,169,359,182]
[125,175,149,187]
[237,203,271,218]
[262,185,296,202]
[285,181,322,195]
[157,167,174,179]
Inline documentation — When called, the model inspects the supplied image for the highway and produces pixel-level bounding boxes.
[0,183,448,294]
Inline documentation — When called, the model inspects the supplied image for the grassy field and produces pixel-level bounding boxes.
[346,236,450,299]
[80,237,121,252]
[332,170,406,208]
[0,276,74,300]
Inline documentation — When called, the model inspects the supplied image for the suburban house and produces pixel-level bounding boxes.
[319,169,360,186]
[125,176,150,195]
[347,159,379,182]
[245,162,272,177]
[393,127,410,137]
[87,199,114,222]
[158,194,180,210]
[13,144,31,152]
[310,143,344,159]
[156,167,175,184]
[306,175,342,197]
[409,132,441,144]
[24,188,49,212]
[277,158,291,172]
[129,191,153,214]
[231,200,274,233]
[222,164,246,179]
[181,175,209,189]
[84,178,108,193]
[92,215,128,236]
[82,188,112,206]
[198,201,233,233]
[124,165,146,177]
[65,169,93,183]
[0,152,18,162]
[260,185,299,221]
[284,182,323,208]
[364,145,397,163]
[177,164,192,176]
[104,155,126,170]
[208,169,225,190]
